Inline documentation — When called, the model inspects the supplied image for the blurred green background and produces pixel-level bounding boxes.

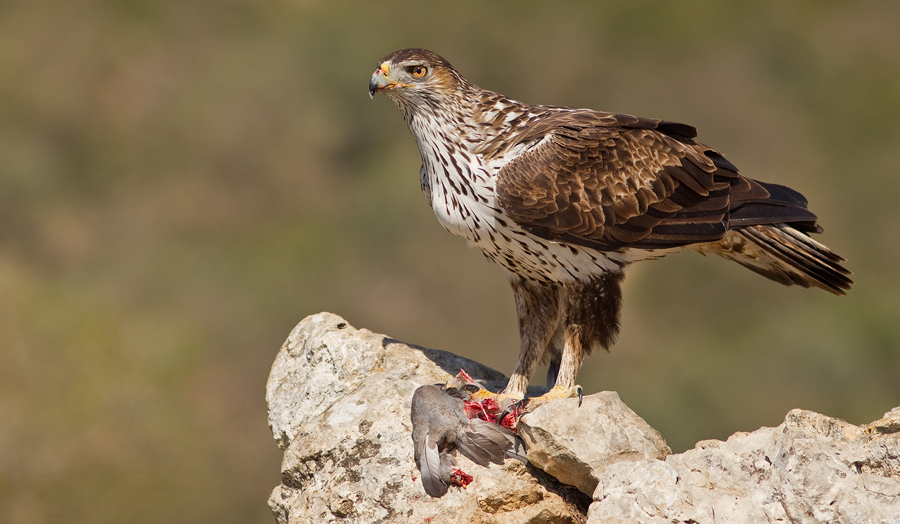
[1,0,898,522]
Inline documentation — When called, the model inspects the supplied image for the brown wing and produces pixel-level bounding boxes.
[495,111,817,250]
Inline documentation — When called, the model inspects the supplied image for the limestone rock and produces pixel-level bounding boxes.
[518,392,671,496]
[587,407,900,523]
[266,312,900,524]
[266,313,589,524]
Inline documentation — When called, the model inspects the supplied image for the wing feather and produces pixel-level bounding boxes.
[456,419,518,467]
[418,434,449,497]
[496,111,821,250]
[497,113,724,248]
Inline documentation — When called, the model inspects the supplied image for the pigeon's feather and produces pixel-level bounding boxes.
[456,418,518,466]
[418,433,449,497]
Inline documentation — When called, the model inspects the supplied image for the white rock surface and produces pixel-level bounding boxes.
[267,312,900,524]
[266,313,589,524]
[587,408,900,524]
[518,392,671,496]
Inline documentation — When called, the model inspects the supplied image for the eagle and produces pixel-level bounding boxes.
[369,48,852,403]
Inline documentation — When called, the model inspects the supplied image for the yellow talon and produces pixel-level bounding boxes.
[524,385,583,412]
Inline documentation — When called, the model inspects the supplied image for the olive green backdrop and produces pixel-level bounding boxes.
[1,1,898,522]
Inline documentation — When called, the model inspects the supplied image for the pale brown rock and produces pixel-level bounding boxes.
[266,313,588,524]
[518,392,671,496]
[266,313,900,524]
[587,407,900,523]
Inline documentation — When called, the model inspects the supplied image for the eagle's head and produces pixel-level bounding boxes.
[369,48,465,108]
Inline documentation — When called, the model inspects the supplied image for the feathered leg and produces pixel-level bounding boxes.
[501,278,562,398]
[527,272,625,409]
[556,272,624,388]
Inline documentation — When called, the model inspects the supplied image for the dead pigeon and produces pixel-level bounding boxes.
[411,383,527,497]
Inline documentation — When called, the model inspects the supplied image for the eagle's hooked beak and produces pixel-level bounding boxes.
[369,63,390,99]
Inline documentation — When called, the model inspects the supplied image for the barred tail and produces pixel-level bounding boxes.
[709,224,853,295]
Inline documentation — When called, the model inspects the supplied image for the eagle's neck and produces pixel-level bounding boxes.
[389,86,512,243]
[394,89,477,151]
[392,85,540,163]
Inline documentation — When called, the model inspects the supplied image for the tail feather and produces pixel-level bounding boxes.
[704,224,853,295]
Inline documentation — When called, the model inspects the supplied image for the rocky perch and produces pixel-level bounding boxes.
[266,313,900,523]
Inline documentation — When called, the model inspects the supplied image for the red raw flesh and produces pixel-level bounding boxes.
[450,468,473,488]
[456,368,522,432]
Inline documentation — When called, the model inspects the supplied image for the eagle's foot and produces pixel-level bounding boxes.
[489,385,584,429]
[523,385,583,413]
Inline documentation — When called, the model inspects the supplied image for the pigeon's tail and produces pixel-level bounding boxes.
[456,419,528,467]
[700,224,852,295]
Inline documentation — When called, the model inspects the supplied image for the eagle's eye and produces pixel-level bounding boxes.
[409,65,428,78]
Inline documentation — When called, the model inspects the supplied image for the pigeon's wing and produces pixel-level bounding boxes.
[417,433,449,497]
[473,419,528,465]
[456,418,521,466]
[411,386,457,497]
